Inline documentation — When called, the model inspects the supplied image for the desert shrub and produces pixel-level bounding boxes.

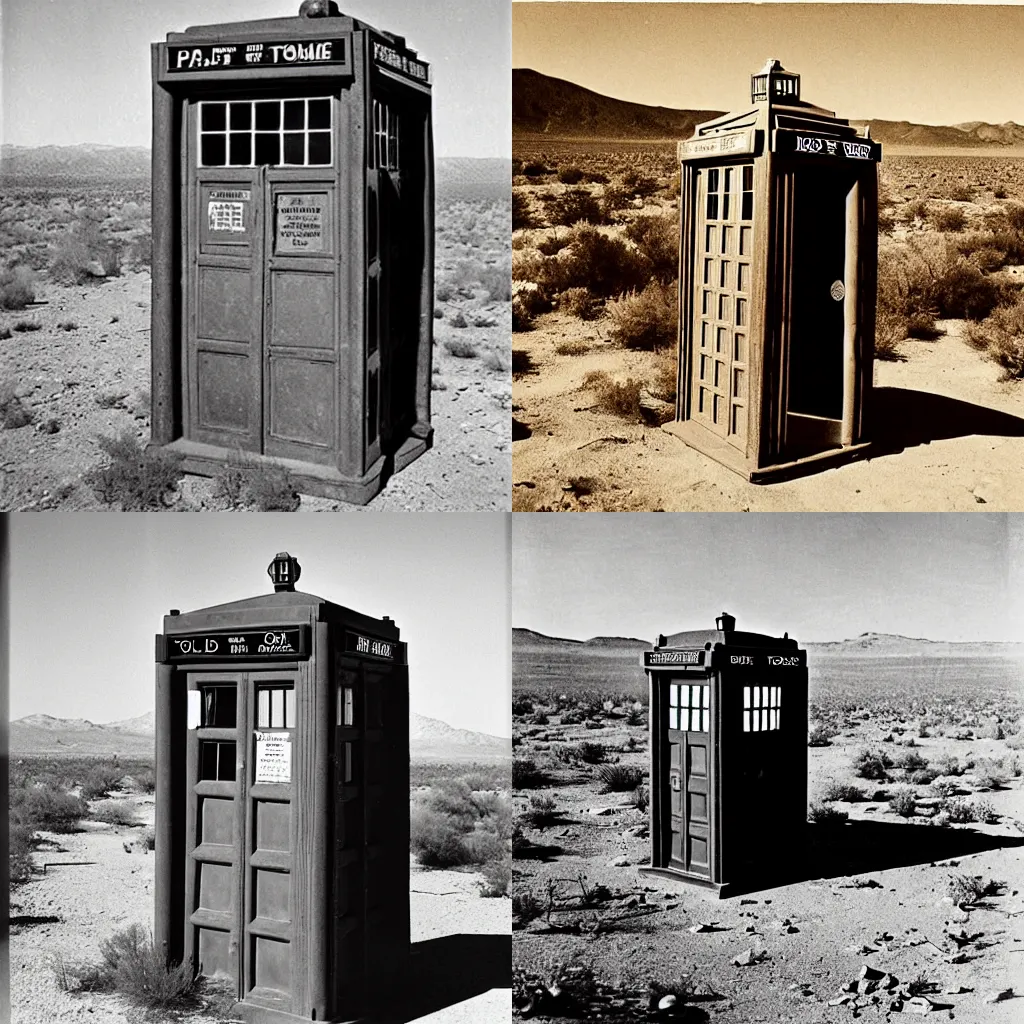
[90,800,139,827]
[449,311,468,329]
[950,183,974,202]
[0,385,35,429]
[606,281,677,349]
[478,264,512,302]
[557,166,586,185]
[596,764,644,792]
[623,214,678,283]
[582,370,642,420]
[10,821,36,884]
[557,740,608,765]
[478,856,511,897]
[523,793,558,827]
[808,802,848,826]
[625,705,644,727]
[0,265,35,309]
[445,337,477,357]
[512,190,536,230]
[558,224,652,297]
[943,797,976,823]
[512,697,534,717]
[512,758,545,789]
[932,753,963,776]
[554,340,592,358]
[633,783,649,813]
[558,286,600,321]
[930,206,967,233]
[895,749,929,772]
[962,292,1024,379]
[536,234,571,257]
[808,723,835,747]
[946,873,1002,906]
[513,891,544,927]
[994,186,1008,199]
[889,787,918,818]
[125,233,152,269]
[559,708,584,725]
[12,319,41,332]
[621,169,660,198]
[853,748,892,781]
[49,222,122,284]
[17,784,87,833]
[874,307,907,361]
[904,199,929,224]
[212,453,300,511]
[523,162,550,178]
[820,782,864,803]
[101,924,197,1006]
[909,767,940,786]
[544,189,607,227]
[80,762,125,800]
[85,431,185,510]
[1001,201,1024,231]
[905,311,942,340]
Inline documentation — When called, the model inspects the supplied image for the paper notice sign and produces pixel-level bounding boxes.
[254,731,291,784]
[208,200,246,233]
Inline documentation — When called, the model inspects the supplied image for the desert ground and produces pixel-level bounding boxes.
[11,753,511,1024]
[511,147,1024,511]
[512,635,1024,1022]
[0,176,510,511]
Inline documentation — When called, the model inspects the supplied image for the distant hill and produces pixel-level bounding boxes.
[12,710,510,760]
[513,69,1024,150]
[513,627,1024,699]
[513,68,721,140]
[0,145,510,193]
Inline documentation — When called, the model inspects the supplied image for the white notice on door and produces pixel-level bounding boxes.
[208,200,245,233]
[254,731,292,783]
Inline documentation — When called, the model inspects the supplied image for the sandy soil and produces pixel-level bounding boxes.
[511,318,1024,512]
[11,793,510,1024]
[0,271,510,511]
[513,713,1024,1022]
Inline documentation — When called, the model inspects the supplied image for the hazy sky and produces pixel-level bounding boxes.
[511,514,1024,644]
[1,0,510,157]
[513,2,1024,127]
[8,513,510,737]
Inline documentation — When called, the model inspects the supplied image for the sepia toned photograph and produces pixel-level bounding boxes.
[512,3,1024,512]
[0,0,511,512]
[511,512,1024,1020]
[6,513,511,1023]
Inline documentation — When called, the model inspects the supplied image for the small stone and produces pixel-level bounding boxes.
[982,989,1013,1004]
[607,855,629,867]
[657,994,677,1012]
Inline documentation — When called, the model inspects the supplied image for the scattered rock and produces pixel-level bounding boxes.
[657,994,678,1012]
[982,989,1013,1004]
[607,855,630,867]
[732,948,768,967]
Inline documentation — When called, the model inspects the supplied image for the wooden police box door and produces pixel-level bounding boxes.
[666,681,711,878]
[785,168,856,450]
[188,97,339,464]
[184,670,297,1011]
[691,164,755,451]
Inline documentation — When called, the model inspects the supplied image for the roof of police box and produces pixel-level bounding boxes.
[662,628,800,650]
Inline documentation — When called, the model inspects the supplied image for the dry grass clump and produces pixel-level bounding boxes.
[0,384,36,429]
[606,281,677,350]
[963,291,1024,378]
[819,781,864,803]
[808,802,849,826]
[544,188,608,227]
[555,338,592,356]
[85,432,185,510]
[623,213,678,283]
[596,764,644,792]
[558,286,600,321]
[90,800,140,827]
[930,206,967,233]
[582,371,642,420]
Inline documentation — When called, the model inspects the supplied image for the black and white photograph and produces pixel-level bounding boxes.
[1,0,511,511]
[6,512,511,1022]
[512,2,1024,512]
[511,512,1024,1021]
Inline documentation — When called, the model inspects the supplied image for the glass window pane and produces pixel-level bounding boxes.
[743,710,750,732]
[740,226,752,255]
[255,133,280,166]
[669,685,679,708]
[725,167,733,193]
[283,132,304,164]
[218,742,236,781]
[230,103,251,130]
[737,264,748,292]
[308,98,330,129]
[700,709,708,731]
[701,686,709,708]
[284,100,304,130]
[743,686,750,709]
[200,741,218,779]
[344,742,353,783]
[721,226,732,254]
[743,165,753,190]
[201,135,226,167]
[308,131,331,165]
[285,688,295,728]
[742,192,754,221]
[271,689,284,728]
[722,193,730,221]
[707,168,719,192]
[752,712,760,732]
[703,258,712,284]
[343,687,354,726]
[737,298,747,327]
[202,103,226,131]
[255,101,279,131]
[229,133,251,166]
[706,193,719,220]
[720,261,729,288]
[258,690,270,728]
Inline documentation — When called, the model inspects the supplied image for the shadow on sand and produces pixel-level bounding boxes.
[371,933,510,1023]
[871,386,1024,449]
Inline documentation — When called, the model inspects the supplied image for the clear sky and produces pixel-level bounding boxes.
[8,513,510,737]
[1,0,510,157]
[513,2,1024,127]
[511,513,1024,644]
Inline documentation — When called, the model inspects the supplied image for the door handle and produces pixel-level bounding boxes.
[670,772,681,792]
[830,280,846,302]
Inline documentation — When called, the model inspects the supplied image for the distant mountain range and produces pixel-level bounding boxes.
[513,68,1024,149]
[12,710,510,759]
[0,145,511,187]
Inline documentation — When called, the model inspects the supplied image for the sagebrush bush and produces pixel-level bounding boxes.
[212,453,300,511]
[49,222,122,284]
[100,924,197,1006]
[558,224,652,298]
[930,206,967,233]
[90,800,139,827]
[536,234,571,257]
[820,782,864,802]
[853,748,892,781]
[623,214,678,283]
[558,286,600,321]
[582,371,642,420]
[633,783,649,813]
[478,856,511,897]
[944,797,976,823]
[0,265,35,309]
[512,190,536,230]
[607,281,677,350]
[895,749,929,772]
[85,432,185,510]
[522,793,558,827]
[808,802,848,826]
[557,166,586,185]
[15,784,87,833]
[889,787,918,818]
[80,762,125,800]
[808,723,835,747]
[544,189,607,227]
[947,873,1001,906]
[555,740,608,765]
[962,292,1024,379]
[874,307,907,361]
[596,764,644,792]
[512,757,545,789]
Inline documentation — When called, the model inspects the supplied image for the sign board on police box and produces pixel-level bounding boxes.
[167,39,347,73]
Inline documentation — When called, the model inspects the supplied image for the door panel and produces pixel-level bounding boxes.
[666,680,711,878]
